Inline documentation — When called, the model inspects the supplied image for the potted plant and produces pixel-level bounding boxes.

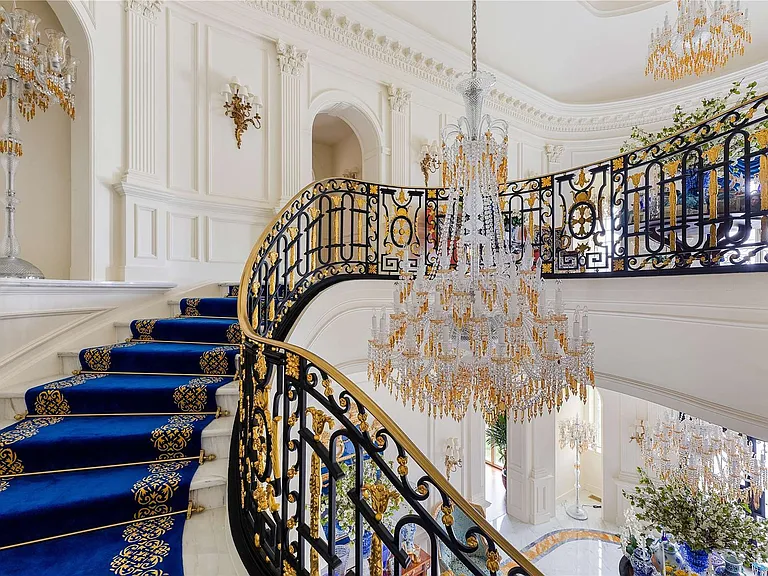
[625,469,768,574]
[486,413,507,488]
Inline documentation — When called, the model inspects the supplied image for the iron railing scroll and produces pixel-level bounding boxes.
[231,91,768,576]
[229,334,540,576]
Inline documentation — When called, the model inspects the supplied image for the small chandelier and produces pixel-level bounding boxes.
[368,0,595,423]
[647,0,751,81]
[640,410,767,506]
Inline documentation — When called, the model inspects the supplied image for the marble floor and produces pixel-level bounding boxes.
[485,466,623,576]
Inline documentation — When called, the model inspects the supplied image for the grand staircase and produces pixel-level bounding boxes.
[0,285,242,575]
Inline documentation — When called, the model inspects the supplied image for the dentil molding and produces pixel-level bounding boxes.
[243,0,768,135]
[125,0,162,21]
[386,83,411,113]
[276,39,308,76]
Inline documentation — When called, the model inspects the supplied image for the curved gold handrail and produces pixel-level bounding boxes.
[240,329,543,576]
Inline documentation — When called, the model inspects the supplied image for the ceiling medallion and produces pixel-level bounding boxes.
[368,0,595,423]
[647,0,751,81]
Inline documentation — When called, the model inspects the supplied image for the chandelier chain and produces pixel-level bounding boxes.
[471,0,477,73]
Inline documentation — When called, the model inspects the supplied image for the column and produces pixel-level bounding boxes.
[276,39,307,208]
[123,0,162,184]
[387,83,411,186]
[506,411,556,524]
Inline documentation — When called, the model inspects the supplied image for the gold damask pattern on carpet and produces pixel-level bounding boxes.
[226,322,241,344]
[110,516,177,576]
[134,319,158,340]
[82,342,138,372]
[151,414,206,459]
[132,460,190,519]
[183,299,201,316]
[34,390,71,415]
[200,346,235,375]
[43,373,108,390]
[172,376,223,412]
[0,417,63,492]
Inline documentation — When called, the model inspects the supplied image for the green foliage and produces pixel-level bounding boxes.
[624,468,768,564]
[620,80,759,153]
[321,457,401,542]
[485,413,507,465]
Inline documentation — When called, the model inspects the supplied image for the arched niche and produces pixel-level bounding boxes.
[48,0,94,279]
[307,91,384,183]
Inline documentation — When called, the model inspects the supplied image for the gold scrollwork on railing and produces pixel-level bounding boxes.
[306,407,334,576]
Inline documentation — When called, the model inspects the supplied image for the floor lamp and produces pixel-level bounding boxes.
[558,415,596,521]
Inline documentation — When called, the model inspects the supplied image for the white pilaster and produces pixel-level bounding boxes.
[387,83,411,186]
[506,410,556,524]
[276,39,307,208]
[124,0,162,183]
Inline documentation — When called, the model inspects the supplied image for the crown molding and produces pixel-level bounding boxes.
[242,0,768,137]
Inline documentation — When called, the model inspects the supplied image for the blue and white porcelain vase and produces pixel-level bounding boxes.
[400,524,417,554]
[722,552,743,575]
[659,540,686,572]
[630,547,654,576]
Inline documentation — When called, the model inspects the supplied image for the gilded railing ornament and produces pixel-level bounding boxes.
[362,483,401,576]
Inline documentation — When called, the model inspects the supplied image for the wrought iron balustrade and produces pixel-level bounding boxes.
[229,332,541,576]
[241,92,768,340]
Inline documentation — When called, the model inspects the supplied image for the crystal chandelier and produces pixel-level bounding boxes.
[640,410,767,506]
[0,4,78,279]
[368,0,595,423]
[647,0,751,81]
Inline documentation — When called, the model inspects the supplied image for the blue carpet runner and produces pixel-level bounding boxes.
[0,291,238,575]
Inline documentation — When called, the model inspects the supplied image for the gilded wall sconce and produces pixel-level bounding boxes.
[221,77,262,149]
[419,140,440,188]
[444,437,463,480]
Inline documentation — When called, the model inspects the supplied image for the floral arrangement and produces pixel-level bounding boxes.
[620,80,759,153]
[625,469,768,565]
[620,505,659,558]
[321,457,401,543]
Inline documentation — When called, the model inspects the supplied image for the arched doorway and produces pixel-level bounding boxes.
[306,91,384,184]
[311,114,362,181]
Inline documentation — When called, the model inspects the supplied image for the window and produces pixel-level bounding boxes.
[586,387,602,453]
[750,438,766,518]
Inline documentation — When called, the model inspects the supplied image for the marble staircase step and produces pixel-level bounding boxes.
[190,456,228,511]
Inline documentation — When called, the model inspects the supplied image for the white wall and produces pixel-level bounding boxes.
[312,141,333,181]
[333,132,362,177]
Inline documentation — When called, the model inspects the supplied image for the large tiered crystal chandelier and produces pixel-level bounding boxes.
[647,0,751,81]
[640,410,767,506]
[368,0,595,423]
[0,4,77,279]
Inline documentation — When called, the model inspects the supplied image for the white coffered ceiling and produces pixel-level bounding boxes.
[366,0,768,105]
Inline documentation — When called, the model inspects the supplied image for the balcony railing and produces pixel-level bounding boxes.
[231,93,768,576]
[240,93,768,339]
